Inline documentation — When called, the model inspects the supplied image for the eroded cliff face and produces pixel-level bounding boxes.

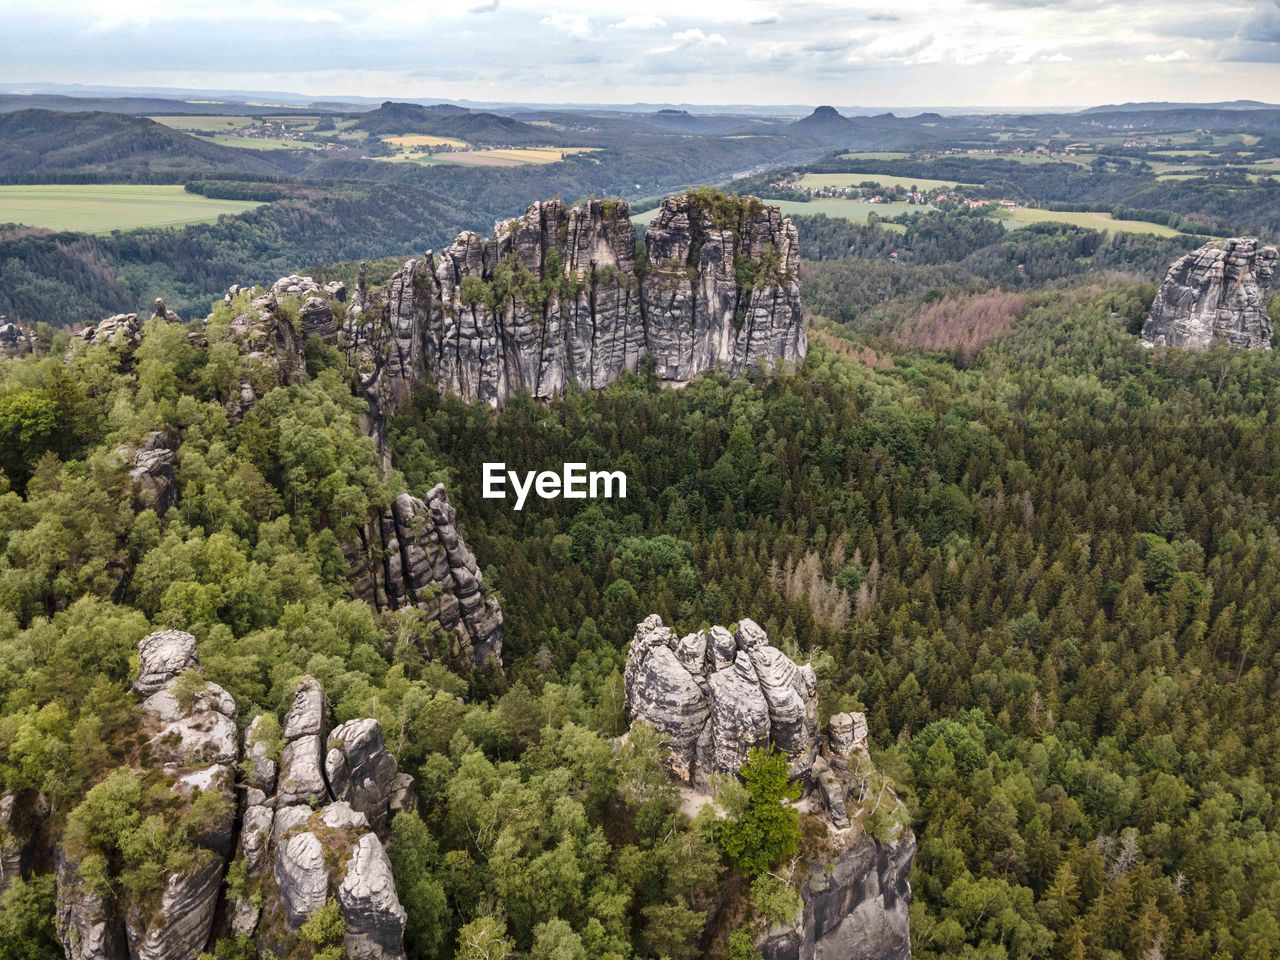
[1141,237,1278,349]
[346,193,805,413]
[625,615,914,960]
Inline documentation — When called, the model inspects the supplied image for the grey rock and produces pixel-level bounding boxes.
[55,849,127,960]
[758,832,915,960]
[133,629,200,695]
[0,793,21,897]
[625,615,817,786]
[1142,237,1278,349]
[325,719,404,836]
[243,713,279,795]
[275,831,330,929]
[338,832,408,960]
[346,484,502,671]
[277,735,328,807]
[124,850,223,960]
[283,676,325,740]
[342,194,804,418]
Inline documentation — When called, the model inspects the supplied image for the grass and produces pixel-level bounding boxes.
[148,115,253,131]
[800,172,975,191]
[206,134,320,151]
[994,206,1182,237]
[383,146,600,168]
[836,151,911,161]
[0,185,263,234]
[382,134,470,149]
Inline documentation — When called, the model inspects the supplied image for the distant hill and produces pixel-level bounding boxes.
[0,94,294,116]
[0,110,310,179]
[353,101,557,144]
[788,105,947,150]
[1081,100,1280,114]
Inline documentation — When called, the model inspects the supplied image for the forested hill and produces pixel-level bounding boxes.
[0,110,310,179]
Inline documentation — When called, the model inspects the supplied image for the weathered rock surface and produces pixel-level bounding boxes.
[117,430,179,515]
[56,630,238,960]
[75,313,141,351]
[1142,237,1278,349]
[625,614,914,960]
[0,319,35,357]
[346,484,503,670]
[229,676,408,960]
[344,193,805,413]
[758,831,915,960]
[625,615,817,785]
[53,636,410,960]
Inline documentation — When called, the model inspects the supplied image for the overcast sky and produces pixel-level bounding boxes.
[1,0,1277,109]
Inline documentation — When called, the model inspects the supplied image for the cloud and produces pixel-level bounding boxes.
[671,27,728,47]
[302,9,343,23]
[541,10,591,39]
[609,15,666,30]
[1143,49,1191,63]
[466,0,498,12]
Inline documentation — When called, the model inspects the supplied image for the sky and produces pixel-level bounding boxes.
[0,0,1277,109]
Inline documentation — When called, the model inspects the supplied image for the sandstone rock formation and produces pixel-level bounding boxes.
[345,193,805,414]
[1142,237,1278,349]
[625,614,818,784]
[117,429,179,515]
[231,674,409,960]
[345,485,503,669]
[57,629,238,960]
[0,319,35,357]
[51,632,410,960]
[624,614,914,960]
[75,313,141,351]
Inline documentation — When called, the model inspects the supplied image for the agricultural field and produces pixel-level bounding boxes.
[382,146,599,168]
[206,133,322,150]
[800,172,975,191]
[382,133,469,149]
[0,184,263,234]
[994,205,1183,236]
[147,114,254,131]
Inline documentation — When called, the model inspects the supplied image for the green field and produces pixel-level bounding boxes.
[633,198,922,227]
[800,172,975,191]
[148,114,254,131]
[207,134,320,151]
[995,206,1182,236]
[0,185,264,234]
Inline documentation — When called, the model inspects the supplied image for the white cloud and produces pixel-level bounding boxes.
[672,27,728,47]
[609,15,665,30]
[541,10,591,39]
[1144,49,1191,63]
[467,0,499,12]
[302,9,343,23]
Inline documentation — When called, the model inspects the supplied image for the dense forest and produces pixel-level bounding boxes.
[0,246,1278,957]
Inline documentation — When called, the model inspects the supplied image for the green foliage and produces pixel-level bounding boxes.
[717,748,801,878]
[749,873,802,926]
[0,876,61,960]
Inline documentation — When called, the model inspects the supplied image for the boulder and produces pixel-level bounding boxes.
[133,629,200,695]
[325,719,406,837]
[275,831,330,928]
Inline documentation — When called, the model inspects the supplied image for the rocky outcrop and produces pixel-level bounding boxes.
[625,614,817,785]
[52,634,409,960]
[346,485,503,670]
[0,319,35,357]
[231,675,408,960]
[345,192,805,413]
[56,630,238,960]
[1142,237,1278,349]
[117,430,179,515]
[75,313,141,351]
[625,614,914,960]
[758,832,915,960]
